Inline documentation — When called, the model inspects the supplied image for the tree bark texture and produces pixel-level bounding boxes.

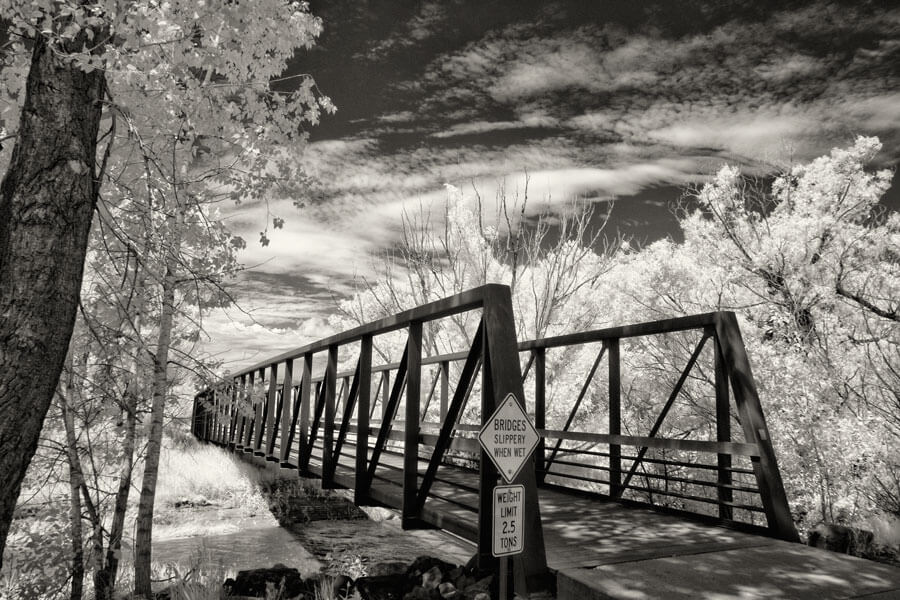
[0,34,105,565]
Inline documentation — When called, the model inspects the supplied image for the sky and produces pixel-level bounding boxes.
[204,0,900,370]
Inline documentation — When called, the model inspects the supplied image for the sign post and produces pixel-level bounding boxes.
[479,394,539,599]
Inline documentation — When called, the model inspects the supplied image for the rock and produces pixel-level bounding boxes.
[332,573,354,598]
[462,575,492,599]
[225,565,315,598]
[808,523,875,555]
[369,561,410,577]
[402,586,435,600]
[438,582,458,598]
[405,556,456,579]
[173,495,211,508]
[422,566,442,590]
[355,574,407,600]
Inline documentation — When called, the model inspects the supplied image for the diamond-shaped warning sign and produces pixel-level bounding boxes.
[478,393,540,483]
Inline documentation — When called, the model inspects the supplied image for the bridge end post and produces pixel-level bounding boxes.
[355,335,373,504]
[480,285,551,595]
[403,321,423,528]
[714,312,800,543]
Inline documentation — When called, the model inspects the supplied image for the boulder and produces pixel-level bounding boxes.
[355,574,407,600]
[405,556,456,581]
[224,565,315,598]
[369,561,410,577]
[421,566,443,590]
[402,586,436,600]
[808,523,875,555]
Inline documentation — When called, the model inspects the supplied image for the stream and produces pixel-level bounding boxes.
[151,490,475,582]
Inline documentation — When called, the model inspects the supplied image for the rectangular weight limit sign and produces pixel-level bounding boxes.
[492,484,524,557]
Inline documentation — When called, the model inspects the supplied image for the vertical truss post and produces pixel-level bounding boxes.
[297,353,312,472]
[253,368,267,455]
[196,393,203,440]
[210,389,218,443]
[403,321,423,528]
[478,317,498,572]
[534,348,546,483]
[440,360,449,423]
[714,312,799,542]
[231,378,242,448]
[356,335,373,504]
[280,359,294,465]
[191,395,199,437]
[203,392,216,442]
[243,371,255,450]
[608,339,622,498]
[480,285,549,594]
[713,328,734,520]
[251,368,264,454]
[215,388,224,444]
[218,389,225,443]
[235,375,246,449]
[322,345,338,489]
[382,371,389,420]
[228,384,236,446]
[264,363,279,460]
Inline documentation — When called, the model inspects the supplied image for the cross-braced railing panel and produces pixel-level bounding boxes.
[515,311,797,542]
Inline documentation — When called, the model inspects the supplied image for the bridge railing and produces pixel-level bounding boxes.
[517,311,798,542]
[192,294,799,568]
[192,284,550,590]
[308,310,798,541]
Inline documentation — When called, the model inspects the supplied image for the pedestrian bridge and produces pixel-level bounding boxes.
[192,284,900,599]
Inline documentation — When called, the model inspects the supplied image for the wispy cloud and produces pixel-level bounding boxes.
[202,0,900,368]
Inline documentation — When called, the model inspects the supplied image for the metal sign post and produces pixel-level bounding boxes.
[478,287,549,596]
[480,394,539,599]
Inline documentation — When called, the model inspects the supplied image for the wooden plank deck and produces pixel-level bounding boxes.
[295,439,900,600]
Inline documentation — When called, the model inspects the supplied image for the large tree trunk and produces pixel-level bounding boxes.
[0,34,105,566]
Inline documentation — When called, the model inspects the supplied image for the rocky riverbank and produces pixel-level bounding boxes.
[153,463,519,599]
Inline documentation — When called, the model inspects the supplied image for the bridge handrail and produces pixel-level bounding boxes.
[228,286,492,379]
[284,312,724,384]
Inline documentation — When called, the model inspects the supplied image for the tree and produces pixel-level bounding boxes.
[0,0,332,575]
[602,136,898,525]
[0,26,106,567]
[333,182,620,425]
[339,138,898,530]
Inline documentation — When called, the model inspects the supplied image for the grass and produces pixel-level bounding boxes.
[154,437,270,515]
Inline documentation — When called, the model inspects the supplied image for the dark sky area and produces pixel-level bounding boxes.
[210,0,900,366]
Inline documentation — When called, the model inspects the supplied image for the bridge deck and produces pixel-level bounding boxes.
[288,440,900,600]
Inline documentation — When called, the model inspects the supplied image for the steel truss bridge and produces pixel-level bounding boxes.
[192,284,900,599]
